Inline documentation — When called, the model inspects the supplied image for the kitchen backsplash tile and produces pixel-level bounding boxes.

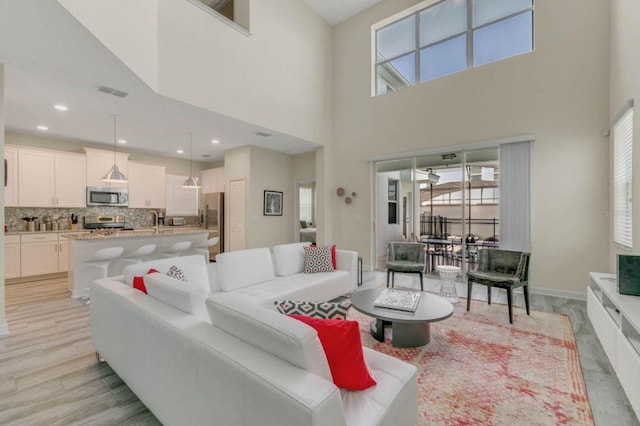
[5,207,200,232]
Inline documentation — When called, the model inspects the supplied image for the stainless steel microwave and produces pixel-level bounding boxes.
[86,186,128,207]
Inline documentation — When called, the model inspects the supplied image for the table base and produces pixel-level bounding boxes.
[370,319,431,348]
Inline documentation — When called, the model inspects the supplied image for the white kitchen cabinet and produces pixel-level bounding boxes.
[128,161,166,208]
[201,167,225,194]
[18,148,86,207]
[4,146,18,207]
[5,235,21,279]
[18,148,55,207]
[58,238,69,272]
[20,233,59,277]
[54,152,86,207]
[83,147,130,188]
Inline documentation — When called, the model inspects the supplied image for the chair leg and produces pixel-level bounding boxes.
[386,269,390,288]
[391,271,395,288]
[419,272,423,292]
[466,280,472,311]
[487,286,492,305]
[523,284,530,316]
[507,287,513,324]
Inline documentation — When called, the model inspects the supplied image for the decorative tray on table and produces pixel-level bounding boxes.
[373,289,421,313]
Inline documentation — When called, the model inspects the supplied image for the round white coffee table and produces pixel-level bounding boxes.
[351,287,454,348]
[436,265,460,304]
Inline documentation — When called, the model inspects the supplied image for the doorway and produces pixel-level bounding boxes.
[297,181,316,243]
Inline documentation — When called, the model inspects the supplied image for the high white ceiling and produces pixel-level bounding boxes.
[303,0,383,25]
[0,1,320,163]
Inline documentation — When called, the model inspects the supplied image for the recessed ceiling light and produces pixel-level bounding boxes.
[211,139,220,144]
[36,125,48,131]
[176,149,184,154]
[54,104,68,111]
[118,139,127,144]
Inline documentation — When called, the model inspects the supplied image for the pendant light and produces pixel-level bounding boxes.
[101,114,128,183]
[182,132,201,189]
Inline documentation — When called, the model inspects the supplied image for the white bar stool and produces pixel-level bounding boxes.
[194,237,219,262]
[160,241,192,258]
[83,247,124,303]
[123,244,157,264]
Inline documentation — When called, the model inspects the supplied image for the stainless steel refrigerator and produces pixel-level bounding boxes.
[203,192,224,261]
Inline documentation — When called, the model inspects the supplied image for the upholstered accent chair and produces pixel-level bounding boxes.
[466,249,531,324]
[386,242,425,291]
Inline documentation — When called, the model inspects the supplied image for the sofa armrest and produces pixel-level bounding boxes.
[336,250,358,291]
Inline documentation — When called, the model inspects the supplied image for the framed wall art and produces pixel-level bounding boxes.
[264,190,283,216]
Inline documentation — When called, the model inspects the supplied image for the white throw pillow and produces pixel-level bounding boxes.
[272,242,311,276]
[145,273,210,321]
[123,255,208,294]
[206,293,332,382]
[216,248,275,291]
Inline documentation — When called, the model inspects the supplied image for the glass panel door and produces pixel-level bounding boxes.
[374,158,414,271]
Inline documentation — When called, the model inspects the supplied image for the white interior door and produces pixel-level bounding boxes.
[227,178,246,251]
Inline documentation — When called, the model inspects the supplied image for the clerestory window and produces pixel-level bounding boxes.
[374,0,534,95]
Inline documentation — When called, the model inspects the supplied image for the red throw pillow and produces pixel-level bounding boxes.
[331,244,337,270]
[132,268,159,294]
[289,314,376,390]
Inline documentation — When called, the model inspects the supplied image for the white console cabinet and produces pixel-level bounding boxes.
[588,272,640,417]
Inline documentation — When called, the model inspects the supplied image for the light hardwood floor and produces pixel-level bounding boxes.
[0,277,160,425]
[1,274,638,425]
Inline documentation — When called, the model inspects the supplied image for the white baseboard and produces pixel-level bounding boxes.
[0,321,9,336]
[529,286,586,301]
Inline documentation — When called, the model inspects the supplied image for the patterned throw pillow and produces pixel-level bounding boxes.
[166,265,187,282]
[303,245,335,273]
[274,300,352,320]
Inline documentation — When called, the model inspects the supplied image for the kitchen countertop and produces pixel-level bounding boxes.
[61,227,208,240]
[5,229,91,236]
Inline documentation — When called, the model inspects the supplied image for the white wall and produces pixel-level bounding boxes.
[0,63,7,335]
[57,0,159,90]
[58,0,334,147]
[248,147,294,248]
[223,145,295,249]
[332,0,610,294]
[609,0,640,269]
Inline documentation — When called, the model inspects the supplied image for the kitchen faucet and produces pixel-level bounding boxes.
[148,210,159,233]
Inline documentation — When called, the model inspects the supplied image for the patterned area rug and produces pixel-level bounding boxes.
[348,296,594,425]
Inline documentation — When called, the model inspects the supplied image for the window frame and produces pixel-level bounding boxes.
[613,101,634,250]
[373,0,534,95]
[388,178,399,224]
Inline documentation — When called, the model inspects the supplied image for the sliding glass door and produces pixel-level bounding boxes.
[374,147,500,278]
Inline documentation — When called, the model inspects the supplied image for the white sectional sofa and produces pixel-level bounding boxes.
[90,242,418,426]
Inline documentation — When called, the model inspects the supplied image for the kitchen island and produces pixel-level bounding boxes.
[63,227,209,298]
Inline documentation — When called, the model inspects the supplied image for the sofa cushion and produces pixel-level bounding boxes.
[144,273,210,321]
[206,293,333,382]
[289,315,376,391]
[274,300,351,320]
[229,270,351,307]
[273,242,311,276]
[123,255,208,289]
[216,248,275,291]
[304,245,335,273]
